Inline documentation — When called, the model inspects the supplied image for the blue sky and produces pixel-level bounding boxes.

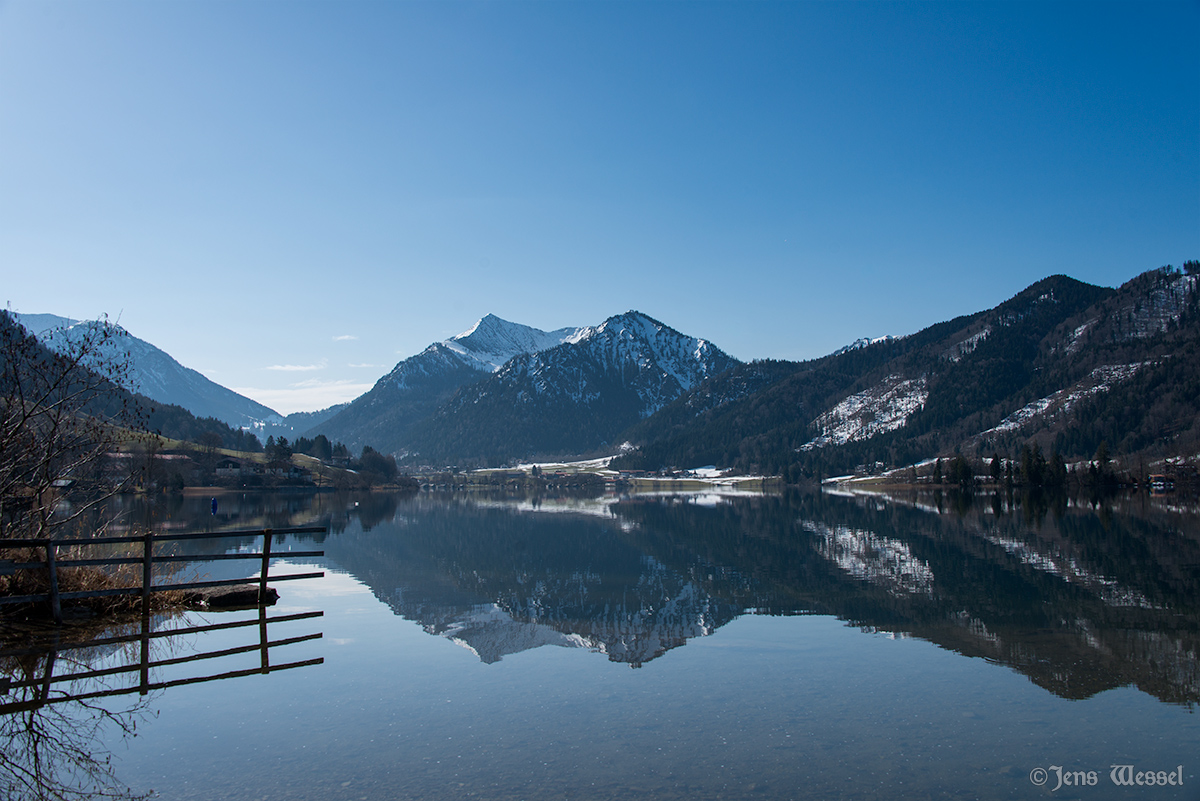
[2,1,1196,414]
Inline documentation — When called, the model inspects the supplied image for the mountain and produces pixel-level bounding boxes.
[15,313,284,432]
[312,314,586,453]
[1,310,263,454]
[614,265,1200,478]
[405,311,739,465]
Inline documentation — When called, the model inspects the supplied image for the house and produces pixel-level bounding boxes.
[214,458,245,478]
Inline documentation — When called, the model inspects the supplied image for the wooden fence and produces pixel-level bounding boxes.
[0,526,327,623]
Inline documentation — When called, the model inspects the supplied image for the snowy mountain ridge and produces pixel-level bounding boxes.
[14,313,283,431]
[381,314,584,391]
[405,311,740,462]
[442,313,587,372]
[493,311,733,414]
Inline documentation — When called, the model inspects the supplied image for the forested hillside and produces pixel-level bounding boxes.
[613,265,1199,480]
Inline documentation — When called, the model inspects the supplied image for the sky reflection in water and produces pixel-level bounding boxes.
[5,488,1199,800]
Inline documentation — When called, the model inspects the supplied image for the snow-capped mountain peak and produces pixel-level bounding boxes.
[405,310,741,460]
[13,312,283,429]
[564,311,728,396]
[443,314,586,372]
[316,314,589,452]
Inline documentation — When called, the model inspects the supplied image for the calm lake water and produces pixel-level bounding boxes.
[3,487,1198,800]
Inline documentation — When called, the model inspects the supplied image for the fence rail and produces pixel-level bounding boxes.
[0,526,326,623]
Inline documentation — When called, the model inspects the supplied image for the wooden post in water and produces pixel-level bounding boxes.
[141,528,154,606]
[45,541,62,624]
[259,529,273,606]
[259,528,274,673]
[140,528,153,693]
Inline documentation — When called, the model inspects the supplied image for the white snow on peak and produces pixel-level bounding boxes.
[440,314,584,373]
[10,312,83,336]
[12,312,281,427]
[506,311,735,414]
[384,314,585,389]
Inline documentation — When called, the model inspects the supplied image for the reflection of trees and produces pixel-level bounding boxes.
[1,639,153,801]
[0,609,324,800]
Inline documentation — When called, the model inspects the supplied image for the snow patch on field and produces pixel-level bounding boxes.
[800,375,928,451]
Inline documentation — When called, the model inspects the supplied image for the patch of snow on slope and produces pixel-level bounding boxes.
[800,375,928,451]
[1128,273,1197,338]
[803,521,934,597]
[945,326,990,362]
[1065,319,1096,355]
[980,362,1150,436]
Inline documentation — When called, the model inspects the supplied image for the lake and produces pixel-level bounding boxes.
[2,487,1198,800]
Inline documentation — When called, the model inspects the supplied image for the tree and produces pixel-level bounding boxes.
[266,436,293,463]
[311,434,332,462]
[948,455,973,488]
[0,311,146,540]
[356,446,398,485]
[1049,449,1067,488]
[1019,443,1047,487]
[1093,440,1109,472]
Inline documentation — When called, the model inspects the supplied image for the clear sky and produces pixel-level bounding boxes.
[2,1,1196,414]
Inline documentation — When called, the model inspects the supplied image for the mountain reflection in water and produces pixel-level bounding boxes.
[9,488,1194,801]
[83,487,1200,703]
[280,487,1198,705]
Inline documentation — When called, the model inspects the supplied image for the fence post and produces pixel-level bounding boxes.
[45,540,62,624]
[141,528,154,605]
[139,528,154,693]
[259,529,273,605]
